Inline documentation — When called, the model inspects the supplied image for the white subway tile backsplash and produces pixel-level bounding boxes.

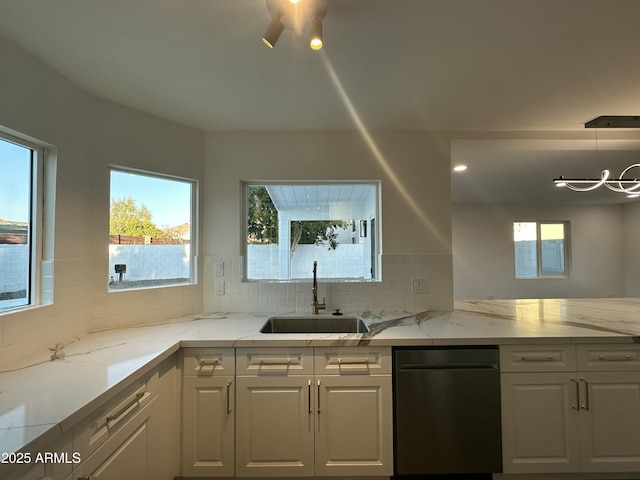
[203,254,452,314]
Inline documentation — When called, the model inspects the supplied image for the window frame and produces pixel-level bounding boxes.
[242,180,382,283]
[0,129,54,314]
[108,166,198,292]
[513,220,570,279]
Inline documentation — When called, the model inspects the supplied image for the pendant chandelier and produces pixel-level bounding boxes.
[553,116,640,198]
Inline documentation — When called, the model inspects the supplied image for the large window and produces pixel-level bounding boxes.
[244,182,380,281]
[0,132,52,312]
[513,221,569,278]
[109,168,196,291]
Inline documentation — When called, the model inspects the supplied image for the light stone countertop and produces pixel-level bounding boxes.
[0,298,638,458]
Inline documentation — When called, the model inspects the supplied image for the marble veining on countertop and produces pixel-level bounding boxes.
[455,298,640,338]
[1,298,639,457]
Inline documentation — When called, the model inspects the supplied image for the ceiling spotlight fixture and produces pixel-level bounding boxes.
[262,0,328,50]
[309,17,323,50]
[453,164,468,172]
[262,16,285,48]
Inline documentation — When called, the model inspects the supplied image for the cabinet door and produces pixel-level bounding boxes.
[501,372,580,473]
[579,371,640,472]
[235,375,314,477]
[182,375,234,476]
[315,375,393,476]
[73,401,153,480]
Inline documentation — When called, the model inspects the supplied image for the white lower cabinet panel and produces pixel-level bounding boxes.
[182,376,234,476]
[73,398,155,480]
[232,346,393,478]
[315,375,392,476]
[579,372,640,472]
[235,375,314,477]
[501,372,580,473]
[501,344,640,475]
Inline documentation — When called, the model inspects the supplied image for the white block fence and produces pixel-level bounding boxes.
[0,244,28,294]
[108,244,191,282]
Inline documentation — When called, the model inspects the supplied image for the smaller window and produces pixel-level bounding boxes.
[513,221,569,278]
[109,168,196,291]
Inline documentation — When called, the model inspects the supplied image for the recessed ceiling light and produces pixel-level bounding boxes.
[453,165,467,172]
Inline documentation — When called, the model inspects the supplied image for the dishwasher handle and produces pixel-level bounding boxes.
[398,362,499,370]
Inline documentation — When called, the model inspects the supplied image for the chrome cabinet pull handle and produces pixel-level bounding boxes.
[259,358,293,366]
[199,358,221,367]
[571,377,579,410]
[226,380,232,414]
[317,380,321,414]
[598,354,633,361]
[337,357,371,366]
[308,380,312,414]
[520,355,556,362]
[107,391,145,424]
[580,377,590,410]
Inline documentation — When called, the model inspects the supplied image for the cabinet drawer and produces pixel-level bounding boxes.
[182,347,235,376]
[74,396,156,480]
[500,344,576,372]
[236,347,313,375]
[315,347,392,374]
[72,370,157,462]
[577,344,640,371]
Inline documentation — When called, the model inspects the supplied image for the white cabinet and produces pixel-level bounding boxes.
[69,354,178,480]
[315,374,392,476]
[501,371,580,473]
[236,374,315,477]
[72,399,155,479]
[235,347,314,477]
[181,348,235,477]
[314,347,392,476]
[234,346,393,477]
[501,344,640,474]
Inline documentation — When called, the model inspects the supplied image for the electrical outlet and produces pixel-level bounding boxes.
[411,278,427,294]
[215,280,225,295]
[215,262,224,276]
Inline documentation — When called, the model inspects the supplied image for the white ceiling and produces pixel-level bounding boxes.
[2,0,640,204]
[452,139,640,205]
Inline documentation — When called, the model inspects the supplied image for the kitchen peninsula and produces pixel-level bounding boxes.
[1,297,639,478]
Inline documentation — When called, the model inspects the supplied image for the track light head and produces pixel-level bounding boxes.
[309,17,323,50]
[262,17,285,48]
[262,0,328,50]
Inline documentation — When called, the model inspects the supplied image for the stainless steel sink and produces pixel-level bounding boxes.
[260,315,369,334]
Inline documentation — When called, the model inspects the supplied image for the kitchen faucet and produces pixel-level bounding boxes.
[311,261,326,315]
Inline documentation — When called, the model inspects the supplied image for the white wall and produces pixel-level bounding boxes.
[203,131,454,314]
[452,203,626,299]
[623,202,640,297]
[0,34,204,366]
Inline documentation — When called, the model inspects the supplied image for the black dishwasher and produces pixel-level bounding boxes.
[393,346,502,477]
